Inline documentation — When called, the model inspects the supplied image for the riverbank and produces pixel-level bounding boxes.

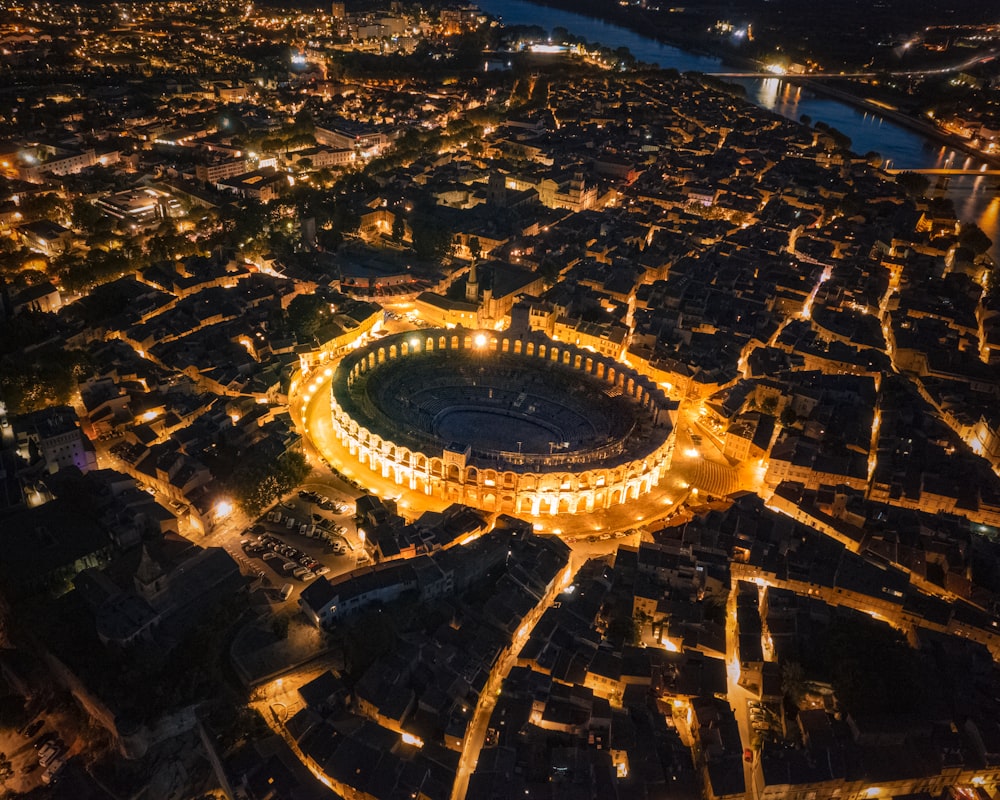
[791,78,1000,170]
[476,0,1000,251]
[488,0,1000,171]
[510,0,718,57]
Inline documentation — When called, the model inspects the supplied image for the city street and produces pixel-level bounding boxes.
[450,554,581,800]
[291,358,747,548]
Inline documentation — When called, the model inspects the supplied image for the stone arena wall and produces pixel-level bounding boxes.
[328,329,677,515]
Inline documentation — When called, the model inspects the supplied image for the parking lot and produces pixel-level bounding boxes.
[231,487,367,607]
[0,702,84,793]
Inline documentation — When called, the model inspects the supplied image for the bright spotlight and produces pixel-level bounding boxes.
[474,333,487,348]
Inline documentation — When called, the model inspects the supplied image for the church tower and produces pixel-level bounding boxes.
[466,260,479,303]
[133,545,166,606]
[486,171,507,208]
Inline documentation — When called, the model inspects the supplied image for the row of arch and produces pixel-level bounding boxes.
[337,328,673,424]
[327,329,677,514]
[330,396,673,513]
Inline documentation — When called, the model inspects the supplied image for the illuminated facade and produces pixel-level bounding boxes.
[328,329,677,515]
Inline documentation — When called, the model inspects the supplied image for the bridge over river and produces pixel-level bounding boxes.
[884,168,1000,176]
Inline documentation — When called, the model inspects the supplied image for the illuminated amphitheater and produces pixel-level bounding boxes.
[327,329,677,516]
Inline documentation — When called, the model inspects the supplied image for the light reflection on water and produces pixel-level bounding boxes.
[473,0,999,258]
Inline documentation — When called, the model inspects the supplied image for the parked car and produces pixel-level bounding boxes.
[279,584,293,600]
[41,756,65,784]
[33,731,57,749]
[22,719,44,738]
[39,741,64,767]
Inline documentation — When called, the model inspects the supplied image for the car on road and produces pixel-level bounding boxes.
[744,748,753,763]
[22,719,45,738]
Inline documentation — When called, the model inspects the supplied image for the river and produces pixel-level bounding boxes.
[475,0,1000,259]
